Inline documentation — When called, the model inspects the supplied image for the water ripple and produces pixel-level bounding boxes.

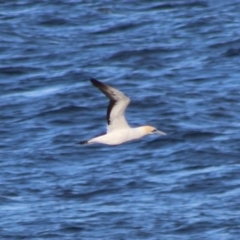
[1,0,240,239]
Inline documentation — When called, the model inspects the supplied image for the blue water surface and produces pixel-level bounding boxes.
[1,0,240,239]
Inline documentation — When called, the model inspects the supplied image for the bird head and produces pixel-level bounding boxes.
[143,126,166,136]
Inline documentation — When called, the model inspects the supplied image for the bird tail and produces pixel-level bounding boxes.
[78,140,89,145]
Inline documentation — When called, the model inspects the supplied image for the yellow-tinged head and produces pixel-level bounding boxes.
[142,125,167,135]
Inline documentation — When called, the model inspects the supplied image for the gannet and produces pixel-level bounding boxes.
[79,79,166,145]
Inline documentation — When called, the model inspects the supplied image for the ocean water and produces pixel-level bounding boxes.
[1,0,240,239]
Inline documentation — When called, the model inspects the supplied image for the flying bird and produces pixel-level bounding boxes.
[79,79,166,145]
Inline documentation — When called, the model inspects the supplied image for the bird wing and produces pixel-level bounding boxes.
[90,78,131,133]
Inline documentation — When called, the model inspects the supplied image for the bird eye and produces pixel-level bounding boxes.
[152,129,157,132]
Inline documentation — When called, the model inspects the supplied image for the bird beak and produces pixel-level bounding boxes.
[156,130,167,135]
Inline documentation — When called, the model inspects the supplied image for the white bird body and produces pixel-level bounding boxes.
[88,127,147,145]
[80,79,166,146]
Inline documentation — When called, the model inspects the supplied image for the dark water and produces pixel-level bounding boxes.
[1,0,240,239]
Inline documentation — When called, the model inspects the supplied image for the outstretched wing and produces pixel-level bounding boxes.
[90,78,131,133]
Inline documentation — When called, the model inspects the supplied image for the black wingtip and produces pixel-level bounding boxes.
[90,78,99,84]
[90,78,104,88]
